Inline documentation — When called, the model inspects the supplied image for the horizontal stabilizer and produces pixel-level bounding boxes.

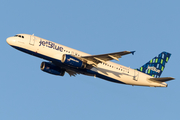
[149,77,175,82]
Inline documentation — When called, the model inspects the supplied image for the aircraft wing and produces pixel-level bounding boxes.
[81,51,135,66]
[65,69,80,77]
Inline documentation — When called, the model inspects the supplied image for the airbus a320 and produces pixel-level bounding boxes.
[6,34,174,87]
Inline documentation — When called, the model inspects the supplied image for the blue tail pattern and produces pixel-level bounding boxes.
[136,52,171,78]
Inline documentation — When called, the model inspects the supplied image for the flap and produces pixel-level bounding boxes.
[65,69,80,77]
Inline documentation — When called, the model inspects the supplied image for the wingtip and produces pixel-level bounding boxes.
[131,51,136,55]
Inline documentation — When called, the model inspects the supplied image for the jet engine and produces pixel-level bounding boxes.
[40,62,65,76]
[61,54,86,68]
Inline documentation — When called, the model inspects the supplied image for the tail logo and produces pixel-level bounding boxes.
[147,65,160,73]
[137,51,171,78]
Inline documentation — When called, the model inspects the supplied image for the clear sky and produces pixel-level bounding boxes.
[1,0,180,120]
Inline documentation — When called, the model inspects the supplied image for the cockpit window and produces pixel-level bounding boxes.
[14,35,24,38]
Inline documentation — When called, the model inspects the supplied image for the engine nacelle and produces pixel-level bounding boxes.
[62,54,86,68]
[40,62,65,76]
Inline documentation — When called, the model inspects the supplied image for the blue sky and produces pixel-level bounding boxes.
[1,0,180,120]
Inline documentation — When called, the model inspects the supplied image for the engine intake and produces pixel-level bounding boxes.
[40,62,65,76]
[62,54,86,68]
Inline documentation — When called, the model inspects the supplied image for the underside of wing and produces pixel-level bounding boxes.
[65,69,80,77]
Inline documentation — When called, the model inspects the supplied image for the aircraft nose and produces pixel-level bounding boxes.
[6,37,15,45]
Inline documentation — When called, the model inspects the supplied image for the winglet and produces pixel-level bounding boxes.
[131,51,135,55]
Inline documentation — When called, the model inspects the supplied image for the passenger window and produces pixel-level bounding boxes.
[22,36,24,38]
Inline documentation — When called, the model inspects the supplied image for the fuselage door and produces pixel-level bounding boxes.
[134,69,139,81]
[29,35,35,45]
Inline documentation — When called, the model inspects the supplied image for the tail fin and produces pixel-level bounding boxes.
[137,51,171,78]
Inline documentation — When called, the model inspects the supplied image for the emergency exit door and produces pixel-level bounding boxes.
[134,69,139,81]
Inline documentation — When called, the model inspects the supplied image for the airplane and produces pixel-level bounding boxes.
[6,34,174,87]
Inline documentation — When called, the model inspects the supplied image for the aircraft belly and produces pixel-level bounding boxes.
[93,68,125,84]
[94,67,165,87]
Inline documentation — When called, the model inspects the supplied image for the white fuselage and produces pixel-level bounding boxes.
[6,34,167,87]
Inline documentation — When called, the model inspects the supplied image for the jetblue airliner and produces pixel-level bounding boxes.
[6,34,174,87]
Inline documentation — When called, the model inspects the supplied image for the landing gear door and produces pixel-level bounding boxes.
[134,69,139,81]
[29,35,35,45]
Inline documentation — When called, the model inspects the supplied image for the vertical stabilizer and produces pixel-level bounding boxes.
[137,52,171,78]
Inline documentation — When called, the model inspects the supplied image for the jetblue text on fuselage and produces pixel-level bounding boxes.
[39,39,63,52]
